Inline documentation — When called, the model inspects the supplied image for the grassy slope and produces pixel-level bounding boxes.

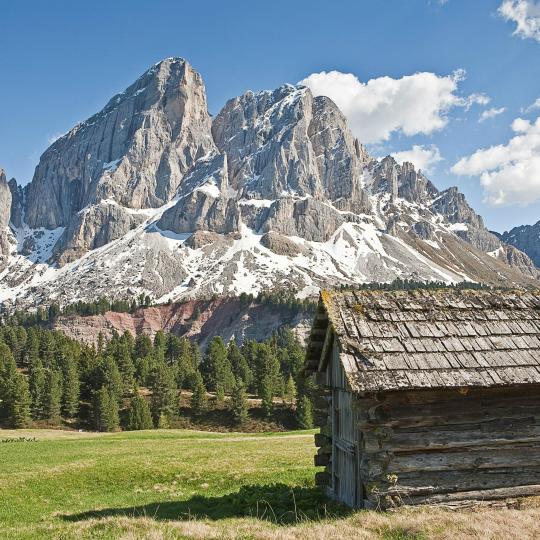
[0,429,539,540]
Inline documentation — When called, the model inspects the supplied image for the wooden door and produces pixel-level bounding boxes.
[332,388,358,507]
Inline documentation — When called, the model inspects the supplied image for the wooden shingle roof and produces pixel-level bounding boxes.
[309,288,540,393]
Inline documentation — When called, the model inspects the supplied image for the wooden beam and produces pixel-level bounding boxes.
[315,472,331,486]
[317,325,334,373]
[314,433,331,447]
[315,454,331,467]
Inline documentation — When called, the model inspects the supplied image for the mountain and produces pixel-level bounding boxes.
[0,57,538,310]
[25,58,215,265]
[500,221,540,268]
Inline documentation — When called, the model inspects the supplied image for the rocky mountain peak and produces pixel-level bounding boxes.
[0,169,11,229]
[0,58,538,308]
[212,84,370,213]
[23,57,216,263]
[501,221,540,268]
[25,57,215,229]
[431,186,486,231]
[369,156,437,205]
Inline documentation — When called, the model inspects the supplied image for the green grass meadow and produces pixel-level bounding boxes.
[1,429,539,540]
[0,429,333,539]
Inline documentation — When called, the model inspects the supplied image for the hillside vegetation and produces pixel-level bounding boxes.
[0,321,313,432]
[0,429,539,540]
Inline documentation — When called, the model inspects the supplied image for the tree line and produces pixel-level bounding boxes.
[340,278,495,291]
[3,293,154,326]
[3,291,316,329]
[0,323,314,432]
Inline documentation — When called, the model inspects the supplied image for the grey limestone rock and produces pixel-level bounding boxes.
[157,154,240,235]
[24,58,215,261]
[0,170,13,271]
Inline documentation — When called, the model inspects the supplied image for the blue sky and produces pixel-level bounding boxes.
[1,0,539,232]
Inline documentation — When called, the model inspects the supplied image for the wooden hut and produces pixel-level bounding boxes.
[304,288,540,508]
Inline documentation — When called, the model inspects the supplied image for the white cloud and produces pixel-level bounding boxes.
[479,107,507,122]
[299,69,489,144]
[499,0,540,43]
[452,116,540,206]
[391,144,443,173]
[523,97,540,113]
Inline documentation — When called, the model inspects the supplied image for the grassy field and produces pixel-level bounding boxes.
[1,429,539,539]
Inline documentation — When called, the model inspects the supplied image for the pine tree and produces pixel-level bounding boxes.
[0,342,15,421]
[115,338,135,396]
[276,326,305,379]
[190,371,207,416]
[215,383,225,405]
[134,334,153,360]
[28,356,46,419]
[176,340,196,389]
[227,340,252,388]
[149,361,177,426]
[125,393,153,430]
[201,336,234,394]
[254,343,281,398]
[157,411,170,429]
[62,356,80,418]
[260,375,273,418]
[241,340,258,391]
[134,354,153,387]
[93,386,119,432]
[24,329,40,371]
[43,369,62,422]
[6,372,31,428]
[296,395,314,429]
[283,375,297,406]
[153,330,167,360]
[40,332,56,369]
[230,378,249,425]
[0,340,17,382]
[101,356,123,403]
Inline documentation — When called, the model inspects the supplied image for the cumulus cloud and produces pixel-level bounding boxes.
[479,107,507,122]
[299,69,489,144]
[391,145,443,173]
[452,116,540,206]
[499,0,540,43]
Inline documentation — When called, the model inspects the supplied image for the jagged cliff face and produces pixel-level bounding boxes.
[500,222,540,268]
[0,57,538,309]
[24,58,215,262]
[0,169,13,271]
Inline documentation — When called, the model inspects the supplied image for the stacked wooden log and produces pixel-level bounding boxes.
[357,386,540,509]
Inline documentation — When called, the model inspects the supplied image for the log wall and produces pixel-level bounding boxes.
[357,385,540,508]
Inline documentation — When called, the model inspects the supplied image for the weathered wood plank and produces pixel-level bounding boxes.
[380,385,540,405]
[405,484,540,505]
[359,394,540,429]
[382,444,540,474]
[362,424,540,453]
[373,467,540,495]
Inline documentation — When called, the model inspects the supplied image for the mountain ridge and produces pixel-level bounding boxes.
[0,57,538,310]
[500,221,540,268]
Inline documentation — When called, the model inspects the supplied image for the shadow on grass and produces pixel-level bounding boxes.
[62,483,353,525]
